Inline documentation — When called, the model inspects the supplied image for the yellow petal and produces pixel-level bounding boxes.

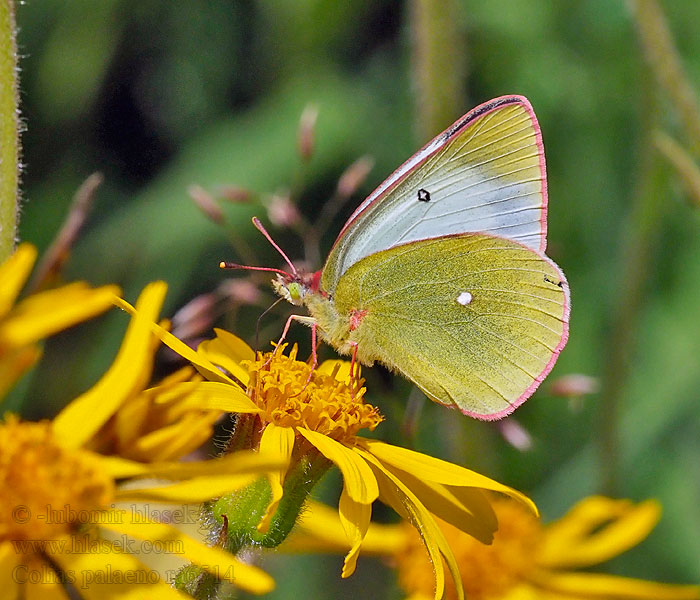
[111,293,235,385]
[374,461,497,544]
[52,282,166,448]
[0,542,20,599]
[116,474,257,503]
[51,538,187,599]
[102,450,283,479]
[150,381,260,413]
[113,394,151,449]
[0,243,37,318]
[130,413,220,462]
[358,438,536,515]
[533,570,700,599]
[316,359,359,384]
[198,328,254,386]
[298,428,378,504]
[338,486,371,578]
[500,585,541,600]
[25,577,70,600]
[102,509,275,595]
[539,497,660,569]
[0,344,41,399]
[0,283,121,348]
[12,552,75,599]
[101,455,153,479]
[257,423,295,532]
[357,448,463,600]
[286,500,407,555]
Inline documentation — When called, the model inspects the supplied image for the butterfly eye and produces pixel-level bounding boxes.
[288,282,304,302]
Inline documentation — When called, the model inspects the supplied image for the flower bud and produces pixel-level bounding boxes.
[266,192,300,228]
[188,184,224,224]
[297,104,319,161]
[337,155,374,199]
[549,374,599,397]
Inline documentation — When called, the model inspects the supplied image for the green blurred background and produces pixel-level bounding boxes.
[8,0,700,596]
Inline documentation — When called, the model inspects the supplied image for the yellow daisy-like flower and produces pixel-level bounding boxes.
[119,310,539,600]
[0,282,283,599]
[288,496,699,600]
[86,364,220,463]
[54,280,220,463]
[0,243,120,399]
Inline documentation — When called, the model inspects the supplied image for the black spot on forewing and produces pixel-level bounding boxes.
[544,274,563,288]
[417,188,431,202]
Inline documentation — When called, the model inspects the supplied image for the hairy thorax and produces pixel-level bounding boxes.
[303,292,352,351]
[273,274,379,366]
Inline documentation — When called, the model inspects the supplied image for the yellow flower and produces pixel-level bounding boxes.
[53,281,220,463]
[86,365,221,462]
[0,243,120,399]
[289,496,700,600]
[0,282,284,598]
[123,314,539,600]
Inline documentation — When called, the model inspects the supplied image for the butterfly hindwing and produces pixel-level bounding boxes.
[332,233,569,419]
[322,96,548,293]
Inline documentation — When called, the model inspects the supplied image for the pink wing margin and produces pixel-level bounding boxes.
[466,252,570,421]
[332,94,550,254]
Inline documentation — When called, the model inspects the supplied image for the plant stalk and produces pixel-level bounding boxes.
[0,0,19,260]
[409,0,467,140]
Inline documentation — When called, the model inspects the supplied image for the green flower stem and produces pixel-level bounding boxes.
[0,0,19,260]
[224,413,258,453]
[179,449,332,600]
[213,449,331,553]
[409,0,467,140]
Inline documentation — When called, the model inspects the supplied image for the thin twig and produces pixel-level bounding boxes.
[628,0,700,154]
[306,156,375,268]
[28,172,103,292]
[654,129,700,207]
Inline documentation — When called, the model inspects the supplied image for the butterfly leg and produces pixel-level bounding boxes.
[348,341,359,398]
[289,321,320,398]
[263,313,317,369]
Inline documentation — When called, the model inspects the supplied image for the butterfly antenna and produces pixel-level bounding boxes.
[218,262,292,277]
[251,217,298,277]
[255,297,284,351]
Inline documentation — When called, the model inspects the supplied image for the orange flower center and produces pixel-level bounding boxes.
[396,499,542,600]
[0,416,114,544]
[244,346,383,442]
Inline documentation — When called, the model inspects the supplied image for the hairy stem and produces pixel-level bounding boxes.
[409,0,467,140]
[0,0,19,260]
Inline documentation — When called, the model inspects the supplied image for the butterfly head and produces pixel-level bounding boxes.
[272,270,321,306]
[272,274,306,306]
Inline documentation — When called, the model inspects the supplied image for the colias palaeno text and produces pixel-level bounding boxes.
[231,96,570,420]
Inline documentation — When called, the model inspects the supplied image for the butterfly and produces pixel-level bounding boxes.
[226,95,570,420]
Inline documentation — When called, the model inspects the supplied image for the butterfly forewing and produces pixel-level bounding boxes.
[322,96,548,293]
[333,234,569,419]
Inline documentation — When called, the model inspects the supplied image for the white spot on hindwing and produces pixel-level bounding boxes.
[456,291,473,306]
